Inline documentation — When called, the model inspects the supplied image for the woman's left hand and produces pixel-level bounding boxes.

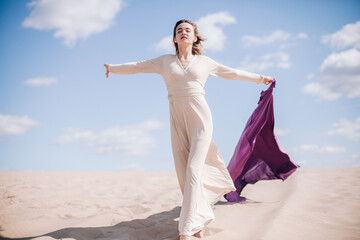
[263,76,275,85]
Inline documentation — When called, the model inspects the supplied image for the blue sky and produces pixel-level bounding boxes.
[0,0,359,171]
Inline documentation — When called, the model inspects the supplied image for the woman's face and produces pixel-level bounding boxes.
[174,22,197,46]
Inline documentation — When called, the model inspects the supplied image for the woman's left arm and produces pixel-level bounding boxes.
[207,56,273,85]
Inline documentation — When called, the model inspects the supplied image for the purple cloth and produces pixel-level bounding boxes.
[224,80,299,202]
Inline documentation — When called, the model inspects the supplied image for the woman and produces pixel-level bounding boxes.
[104,19,273,240]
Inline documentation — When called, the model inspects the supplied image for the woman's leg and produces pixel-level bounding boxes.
[178,136,215,236]
[201,140,237,206]
[170,120,213,236]
[170,96,218,236]
[169,104,190,196]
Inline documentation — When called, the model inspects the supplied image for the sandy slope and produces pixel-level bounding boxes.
[0,166,359,240]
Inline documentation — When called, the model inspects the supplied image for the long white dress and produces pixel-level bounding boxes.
[108,54,265,236]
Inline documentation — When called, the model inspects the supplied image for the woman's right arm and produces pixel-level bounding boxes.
[104,55,164,78]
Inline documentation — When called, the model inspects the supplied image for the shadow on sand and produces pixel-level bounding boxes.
[0,200,263,240]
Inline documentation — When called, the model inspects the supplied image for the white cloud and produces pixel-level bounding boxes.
[326,117,360,141]
[302,82,341,101]
[196,11,236,52]
[154,36,173,54]
[262,52,291,69]
[24,77,57,86]
[322,21,360,50]
[239,51,291,72]
[242,31,307,50]
[54,119,167,156]
[303,21,360,101]
[274,127,290,136]
[22,0,124,48]
[290,144,346,154]
[302,48,360,100]
[295,32,309,39]
[55,128,96,144]
[241,30,291,47]
[0,114,41,136]
[306,73,315,80]
[238,30,307,70]
[350,154,360,162]
[155,11,236,53]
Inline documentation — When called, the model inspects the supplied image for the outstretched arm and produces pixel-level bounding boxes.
[104,55,164,78]
[207,57,273,85]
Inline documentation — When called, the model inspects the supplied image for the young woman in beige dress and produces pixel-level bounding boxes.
[104,19,273,240]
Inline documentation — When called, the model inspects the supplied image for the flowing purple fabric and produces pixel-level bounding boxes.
[224,80,299,202]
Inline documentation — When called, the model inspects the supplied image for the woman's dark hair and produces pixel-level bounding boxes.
[173,19,206,56]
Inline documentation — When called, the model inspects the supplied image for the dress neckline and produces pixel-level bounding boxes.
[175,54,197,72]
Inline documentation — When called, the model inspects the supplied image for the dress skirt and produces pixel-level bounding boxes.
[168,91,236,236]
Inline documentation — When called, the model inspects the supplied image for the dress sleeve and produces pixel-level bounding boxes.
[207,56,265,84]
[108,55,164,75]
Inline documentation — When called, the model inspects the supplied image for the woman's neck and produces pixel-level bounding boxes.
[177,45,193,59]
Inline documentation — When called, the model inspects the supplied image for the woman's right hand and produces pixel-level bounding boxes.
[104,63,109,78]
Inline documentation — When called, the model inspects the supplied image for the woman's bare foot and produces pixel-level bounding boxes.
[179,235,191,240]
[194,229,204,238]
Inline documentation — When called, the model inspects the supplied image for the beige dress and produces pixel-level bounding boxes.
[108,54,264,236]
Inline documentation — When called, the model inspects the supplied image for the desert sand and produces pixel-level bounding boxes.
[0,166,359,240]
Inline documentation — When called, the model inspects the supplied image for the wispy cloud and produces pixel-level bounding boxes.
[237,29,308,71]
[23,77,57,86]
[274,127,290,136]
[302,48,360,100]
[154,36,173,53]
[326,117,360,141]
[350,154,360,163]
[0,114,41,136]
[155,11,236,53]
[303,21,360,101]
[290,144,346,154]
[322,21,360,50]
[240,51,291,72]
[196,11,236,52]
[22,0,125,48]
[54,119,167,156]
[302,82,341,101]
[241,30,291,47]
[295,32,309,39]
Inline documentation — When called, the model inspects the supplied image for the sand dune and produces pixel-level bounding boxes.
[0,166,359,240]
